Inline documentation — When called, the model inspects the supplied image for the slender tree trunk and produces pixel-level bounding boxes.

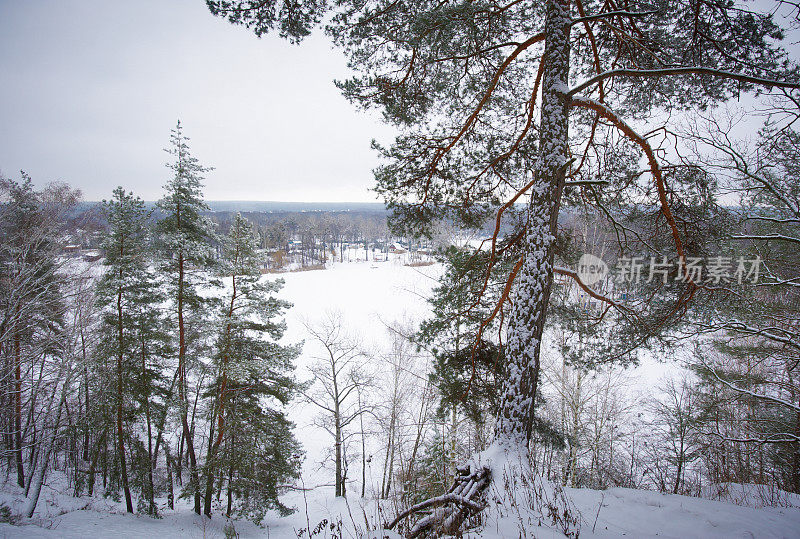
[384,434,396,498]
[335,407,343,497]
[381,410,396,499]
[102,435,108,489]
[357,388,367,498]
[405,385,430,498]
[165,445,175,510]
[226,423,236,517]
[24,357,74,518]
[14,319,24,488]
[496,0,570,449]
[141,339,156,515]
[449,406,457,482]
[794,390,800,493]
[673,450,683,494]
[2,341,12,480]
[80,326,90,463]
[117,279,133,513]
[177,251,202,514]
[226,461,234,517]
[87,431,106,497]
[152,368,179,471]
[203,411,217,516]
[176,427,184,485]
[204,271,237,516]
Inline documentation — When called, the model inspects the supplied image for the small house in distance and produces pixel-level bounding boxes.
[63,244,81,257]
[82,250,102,262]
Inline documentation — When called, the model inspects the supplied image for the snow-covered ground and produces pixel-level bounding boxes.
[279,251,441,485]
[2,252,799,538]
[567,486,800,539]
[3,471,798,538]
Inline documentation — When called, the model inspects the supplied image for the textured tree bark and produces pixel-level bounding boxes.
[495,0,571,449]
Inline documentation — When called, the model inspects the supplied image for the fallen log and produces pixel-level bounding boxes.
[386,465,491,538]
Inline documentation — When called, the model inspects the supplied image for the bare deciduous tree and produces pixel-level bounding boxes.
[303,312,372,497]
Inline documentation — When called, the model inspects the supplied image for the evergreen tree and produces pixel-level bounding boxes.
[418,246,510,425]
[204,213,302,519]
[155,121,218,515]
[127,270,171,516]
[95,187,166,513]
[416,245,507,482]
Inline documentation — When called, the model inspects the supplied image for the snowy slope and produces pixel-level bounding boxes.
[566,486,800,539]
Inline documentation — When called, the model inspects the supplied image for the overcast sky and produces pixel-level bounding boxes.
[0,1,395,202]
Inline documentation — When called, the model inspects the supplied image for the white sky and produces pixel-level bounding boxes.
[2,2,795,204]
[0,0,395,202]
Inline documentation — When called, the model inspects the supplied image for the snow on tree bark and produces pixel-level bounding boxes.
[496,0,571,448]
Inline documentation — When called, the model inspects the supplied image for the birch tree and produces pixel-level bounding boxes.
[303,313,370,497]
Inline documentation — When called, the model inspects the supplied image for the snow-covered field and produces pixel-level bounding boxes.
[2,253,799,538]
[279,253,442,487]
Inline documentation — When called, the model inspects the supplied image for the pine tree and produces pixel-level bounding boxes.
[95,187,162,513]
[203,213,302,519]
[418,246,509,426]
[155,121,218,515]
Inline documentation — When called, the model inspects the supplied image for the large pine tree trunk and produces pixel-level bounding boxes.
[495,0,571,449]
